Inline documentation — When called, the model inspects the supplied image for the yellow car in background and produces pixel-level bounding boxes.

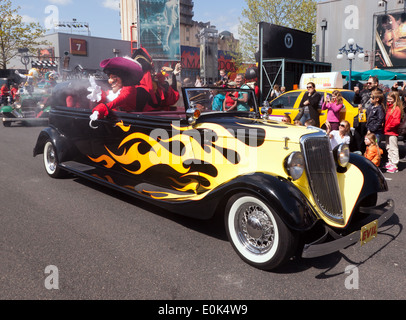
[268,89,362,128]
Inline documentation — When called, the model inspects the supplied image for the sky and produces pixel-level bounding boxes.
[10,0,247,40]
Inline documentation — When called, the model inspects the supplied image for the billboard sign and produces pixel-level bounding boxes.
[375,12,406,68]
[259,23,313,61]
[138,0,181,61]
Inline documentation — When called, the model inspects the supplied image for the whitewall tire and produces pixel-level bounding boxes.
[225,193,296,270]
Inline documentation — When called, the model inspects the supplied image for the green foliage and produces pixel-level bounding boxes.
[0,0,49,69]
[239,0,317,62]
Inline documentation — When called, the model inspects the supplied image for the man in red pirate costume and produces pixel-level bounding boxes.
[89,56,143,121]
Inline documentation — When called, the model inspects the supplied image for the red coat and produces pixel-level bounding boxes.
[384,104,401,136]
[1,85,10,96]
[93,86,138,118]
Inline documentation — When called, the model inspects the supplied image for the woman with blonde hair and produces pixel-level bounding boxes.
[384,91,403,173]
[329,120,351,149]
[322,90,344,132]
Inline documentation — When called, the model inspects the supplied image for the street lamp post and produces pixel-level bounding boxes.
[337,38,365,90]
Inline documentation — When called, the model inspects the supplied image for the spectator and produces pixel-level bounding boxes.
[384,91,402,173]
[353,76,385,152]
[223,81,238,111]
[354,76,383,110]
[329,120,351,149]
[212,83,226,111]
[294,82,322,127]
[1,83,10,105]
[364,132,383,167]
[391,81,406,96]
[366,90,386,145]
[281,86,286,94]
[195,75,202,87]
[304,118,316,127]
[270,84,282,100]
[183,78,193,87]
[10,84,19,102]
[219,69,228,83]
[322,90,344,132]
[282,114,291,124]
[233,73,250,111]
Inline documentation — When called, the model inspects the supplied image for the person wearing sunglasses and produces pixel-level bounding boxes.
[293,82,322,127]
[353,76,385,153]
[354,76,383,111]
[322,90,344,132]
[329,120,351,149]
[366,90,386,145]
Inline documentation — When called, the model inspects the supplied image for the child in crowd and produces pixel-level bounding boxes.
[364,132,383,167]
[384,91,402,173]
[223,82,238,111]
[322,90,344,131]
[366,90,385,145]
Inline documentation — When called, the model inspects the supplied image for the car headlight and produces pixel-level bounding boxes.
[284,152,304,181]
[334,143,350,167]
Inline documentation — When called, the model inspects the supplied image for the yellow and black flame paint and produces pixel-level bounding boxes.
[86,119,287,201]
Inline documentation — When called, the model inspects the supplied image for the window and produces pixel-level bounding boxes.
[270,92,301,109]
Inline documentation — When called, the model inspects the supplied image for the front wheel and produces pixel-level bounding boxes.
[225,193,297,270]
[43,140,66,178]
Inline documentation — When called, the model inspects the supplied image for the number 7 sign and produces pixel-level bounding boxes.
[70,38,87,56]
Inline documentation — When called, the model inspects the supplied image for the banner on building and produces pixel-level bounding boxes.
[375,12,406,68]
[138,0,181,61]
[258,23,313,61]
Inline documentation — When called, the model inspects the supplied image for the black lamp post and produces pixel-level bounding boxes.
[337,39,365,90]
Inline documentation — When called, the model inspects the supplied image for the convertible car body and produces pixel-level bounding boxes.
[33,81,394,270]
[0,91,51,127]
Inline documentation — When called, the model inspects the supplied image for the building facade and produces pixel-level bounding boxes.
[120,0,240,83]
[316,0,406,72]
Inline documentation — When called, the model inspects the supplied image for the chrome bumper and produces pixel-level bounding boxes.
[302,199,395,258]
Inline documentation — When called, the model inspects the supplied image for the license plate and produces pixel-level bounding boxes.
[360,220,378,246]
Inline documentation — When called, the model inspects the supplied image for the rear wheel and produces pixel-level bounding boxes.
[225,193,296,270]
[43,140,66,178]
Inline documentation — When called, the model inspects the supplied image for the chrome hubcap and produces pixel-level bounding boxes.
[237,204,275,254]
[46,144,56,172]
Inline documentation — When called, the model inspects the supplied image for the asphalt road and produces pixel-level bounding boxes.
[1,122,405,302]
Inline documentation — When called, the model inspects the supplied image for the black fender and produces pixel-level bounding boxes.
[33,126,74,163]
[164,173,318,232]
[349,152,388,205]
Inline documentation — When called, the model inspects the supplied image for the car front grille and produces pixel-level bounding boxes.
[301,133,343,221]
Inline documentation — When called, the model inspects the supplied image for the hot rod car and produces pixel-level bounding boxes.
[33,81,394,270]
[0,90,50,127]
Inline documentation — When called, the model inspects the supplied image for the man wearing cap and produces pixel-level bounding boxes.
[89,56,143,120]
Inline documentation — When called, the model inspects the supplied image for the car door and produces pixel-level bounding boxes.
[88,110,202,199]
[269,91,303,122]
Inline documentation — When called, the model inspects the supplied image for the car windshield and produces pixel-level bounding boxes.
[341,91,356,107]
[183,87,258,114]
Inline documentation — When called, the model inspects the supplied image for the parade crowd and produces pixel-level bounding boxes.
[285,76,405,174]
[1,47,404,174]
